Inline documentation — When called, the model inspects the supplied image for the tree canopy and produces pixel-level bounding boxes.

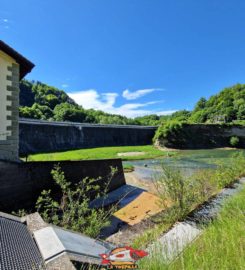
[19,80,138,125]
[19,80,245,126]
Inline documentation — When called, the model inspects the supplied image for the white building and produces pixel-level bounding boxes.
[0,40,34,161]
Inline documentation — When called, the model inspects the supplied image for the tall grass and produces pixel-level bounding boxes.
[133,153,245,249]
[139,185,245,269]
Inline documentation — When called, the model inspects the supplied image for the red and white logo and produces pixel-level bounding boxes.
[100,246,148,268]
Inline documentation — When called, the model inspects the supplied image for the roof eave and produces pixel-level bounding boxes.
[0,40,35,80]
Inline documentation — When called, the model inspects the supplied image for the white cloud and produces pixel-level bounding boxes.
[1,18,10,30]
[68,90,118,111]
[61,84,69,88]
[122,88,164,100]
[68,89,176,118]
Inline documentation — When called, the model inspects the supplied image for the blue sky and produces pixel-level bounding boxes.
[1,0,245,118]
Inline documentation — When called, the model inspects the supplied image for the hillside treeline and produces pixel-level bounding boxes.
[20,80,245,126]
[19,80,137,125]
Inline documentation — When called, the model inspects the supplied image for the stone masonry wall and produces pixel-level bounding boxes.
[0,60,20,161]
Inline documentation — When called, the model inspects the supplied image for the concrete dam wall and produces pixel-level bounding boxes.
[156,123,245,149]
[19,118,157,155]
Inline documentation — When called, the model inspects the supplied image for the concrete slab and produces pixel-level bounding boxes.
[114,191,164,226]
[90,184,146,209]
[53,226,112,257]
[34,227,66,261]
[34,226,114,264]
[148,222,201,262]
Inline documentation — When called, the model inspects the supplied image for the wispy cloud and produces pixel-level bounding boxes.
[122,88,164,100]
[68,89,175,118]
[1,17,11,30]
[61,84,69,88]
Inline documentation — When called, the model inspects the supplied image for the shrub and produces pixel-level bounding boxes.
[214,152,245,188]
[154,153,245,223]
[153,120,184,144]
[230,136,239,147]
[154,165,202,222]
[36,164,116,238]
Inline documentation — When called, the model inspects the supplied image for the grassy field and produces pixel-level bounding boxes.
[26,145,172,162]
[139,184,245,270]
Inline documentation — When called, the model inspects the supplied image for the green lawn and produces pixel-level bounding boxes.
[26,145,172,161]
[139,184,245,270]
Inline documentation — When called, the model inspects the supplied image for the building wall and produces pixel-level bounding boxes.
[0,50,20,161]
[19,119,157,155]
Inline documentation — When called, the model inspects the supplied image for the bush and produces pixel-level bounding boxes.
[153,120,184,144]
[154,165,203,222]
[214,152,245,188]
[230,136,239,147]
[36,164,116,238]
[154,153,245,223]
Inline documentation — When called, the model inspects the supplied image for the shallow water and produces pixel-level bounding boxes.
[123,149,245,181]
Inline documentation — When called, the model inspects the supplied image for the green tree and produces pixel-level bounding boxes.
[53,103,87,122]
[194,97,207,111]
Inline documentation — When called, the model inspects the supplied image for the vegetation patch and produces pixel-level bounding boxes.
[133,153,245,249]
[36,165,117,238]
[123,164,134,173]
[230,135,239,147]
[153,120,184,145]
[26,145,172,161]
[154,120,245,149]
[139,184,245,269]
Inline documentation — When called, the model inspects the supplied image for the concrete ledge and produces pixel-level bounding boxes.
[34,226,113,265]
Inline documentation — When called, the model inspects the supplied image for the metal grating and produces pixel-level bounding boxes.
[0,217,44,270]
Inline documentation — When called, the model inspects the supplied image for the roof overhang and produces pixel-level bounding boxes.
[0,40,35,80]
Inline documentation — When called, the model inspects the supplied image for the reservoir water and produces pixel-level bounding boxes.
[123,149,245,181]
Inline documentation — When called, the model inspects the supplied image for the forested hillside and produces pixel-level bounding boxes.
[189,84,245,123]
[137,84,245,125]
[19,80,245,126]
[19,80,137,125]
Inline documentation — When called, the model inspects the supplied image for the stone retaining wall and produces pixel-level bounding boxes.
[0,159,125,212]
